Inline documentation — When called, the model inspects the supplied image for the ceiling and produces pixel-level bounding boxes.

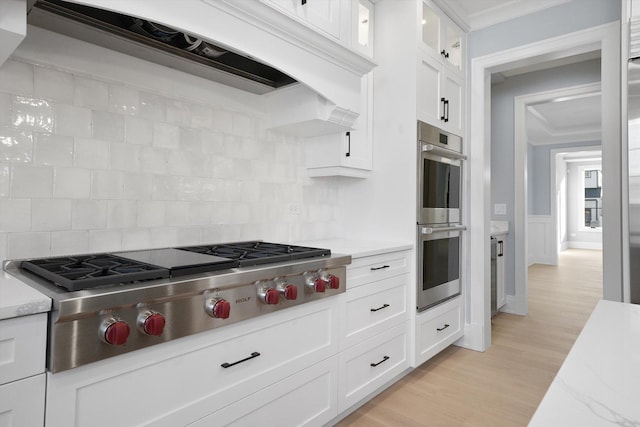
[433,0,571,31]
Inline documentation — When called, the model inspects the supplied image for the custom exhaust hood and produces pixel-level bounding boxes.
[25,0,376,135]
[27,0,297,94]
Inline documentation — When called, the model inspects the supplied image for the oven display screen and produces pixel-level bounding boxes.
[422,236,460,290]
[422,159,460,209]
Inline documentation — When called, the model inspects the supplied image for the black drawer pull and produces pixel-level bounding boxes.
[221,352,260,368]
[370,356,390,367]
[370,304,390,312]
[370,265,390,271]
[436,324,450,332]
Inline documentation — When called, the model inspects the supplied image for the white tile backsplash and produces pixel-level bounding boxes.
[34,66,74,104]
[0,55,339,260]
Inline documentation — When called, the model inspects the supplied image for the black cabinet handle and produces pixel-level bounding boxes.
[436,324,450,332]
[370,265,390,271]
[221,352,260,368]
[345,131,351,157]
[498,241,504,257]
[444,99,449,123]
[370,355,390,367]
[440,97,446,121]
[370,303,390,312]
[301,0,307,4]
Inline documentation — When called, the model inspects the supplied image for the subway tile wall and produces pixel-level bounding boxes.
[0,58,339,261]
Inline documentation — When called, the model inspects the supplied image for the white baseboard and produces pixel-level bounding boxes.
[500,294,527,316]
[455,322,486,352]
[567,241,603,250]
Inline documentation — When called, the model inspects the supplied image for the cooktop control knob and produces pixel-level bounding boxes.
[138,311,166,336]
[281,284,298,300]
[306,274,327,293]
[259,287,280,305]
[205,298,231,319]
[100,317,130,346]
[327,274,340,290]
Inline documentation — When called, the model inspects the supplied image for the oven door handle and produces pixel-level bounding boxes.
[421,143,467,160]
[421,225,467,234]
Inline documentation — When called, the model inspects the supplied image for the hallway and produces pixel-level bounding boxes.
[337,249,603,426]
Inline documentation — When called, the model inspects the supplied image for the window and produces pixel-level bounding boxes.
[584,168,602,228]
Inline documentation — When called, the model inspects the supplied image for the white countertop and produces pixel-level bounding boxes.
[293,239,413,259]
[529,299,640,426]
[490,220,509,236]
[0,271,51,320]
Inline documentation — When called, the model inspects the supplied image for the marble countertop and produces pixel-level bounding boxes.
[490,220,509,236]
[529,299,640,426]
[0,271,51,320]
[292,239,413,259]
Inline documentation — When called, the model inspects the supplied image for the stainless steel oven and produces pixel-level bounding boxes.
[417,120,464,225]
[417,224,465,312]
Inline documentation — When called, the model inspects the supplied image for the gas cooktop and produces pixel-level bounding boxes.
[19,241,331,292]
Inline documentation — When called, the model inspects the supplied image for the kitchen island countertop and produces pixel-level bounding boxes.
[529,299,640,426]
[0,271,51,320]
[292,239,413,259]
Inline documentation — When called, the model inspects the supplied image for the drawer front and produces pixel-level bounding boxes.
[0,313,47,385]
[341,275,408,349]
[46,303,337,427]
[188,356,338,427]
[347,250,411,289]
[0,374,46,427]
[415,297,463,366]
[338,322,409,413]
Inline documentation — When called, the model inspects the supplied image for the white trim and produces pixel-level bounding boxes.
[568,241,603,250]
[468,21,621,351]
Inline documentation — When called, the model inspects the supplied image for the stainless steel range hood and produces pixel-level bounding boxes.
[27,0,297,94]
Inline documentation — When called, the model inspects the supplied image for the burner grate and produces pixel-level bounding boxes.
[20,254,170,291]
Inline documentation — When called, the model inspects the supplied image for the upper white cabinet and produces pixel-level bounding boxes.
[306,72,374,178]
[351,0,375,58]
[416,0,465,136]
[262,0,343,39]
[0,0,27,67]
[420,0,464,73]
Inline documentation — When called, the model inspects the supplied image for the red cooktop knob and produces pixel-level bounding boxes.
[327,274,340,290]
[141,312,166,336]
[103,319,130,345]
[314,278,327,293]
[260,288,280,305]
[213,299,231,319]
[282,284,298,300]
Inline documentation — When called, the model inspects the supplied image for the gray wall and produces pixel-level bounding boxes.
[489,59,601,296]
[468,0,620,59]
[529,140,602,215]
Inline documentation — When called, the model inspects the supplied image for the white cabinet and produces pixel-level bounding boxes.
[415,295,463,367]
[416,0,465,136]
[0,313,47,426]
[417,49,464,136]
[420,0,465,73]
[337,249,411,413]
[262,0,343,39]
[351,0,375,57]
[0,0,26,68]
[306,72,374,178]
[495,233,507,310]
[45,301,338,427]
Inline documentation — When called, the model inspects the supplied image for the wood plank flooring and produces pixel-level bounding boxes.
[335,249,603,427]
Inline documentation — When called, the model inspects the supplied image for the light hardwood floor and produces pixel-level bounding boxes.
[336,249,603,427]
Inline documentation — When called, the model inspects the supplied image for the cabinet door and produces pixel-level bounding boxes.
[417,54,443,126]
[344,72,373,170]
[420,1,441,54]
[441,70,464,136]
[300,0,341,38]
[442,18,464,71]
[0,374,46,427]
[352,0,374,57]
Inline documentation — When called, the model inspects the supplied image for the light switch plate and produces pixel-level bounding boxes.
[494,203,507,215]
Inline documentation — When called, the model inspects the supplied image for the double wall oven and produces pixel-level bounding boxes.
[417,121,466,312]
